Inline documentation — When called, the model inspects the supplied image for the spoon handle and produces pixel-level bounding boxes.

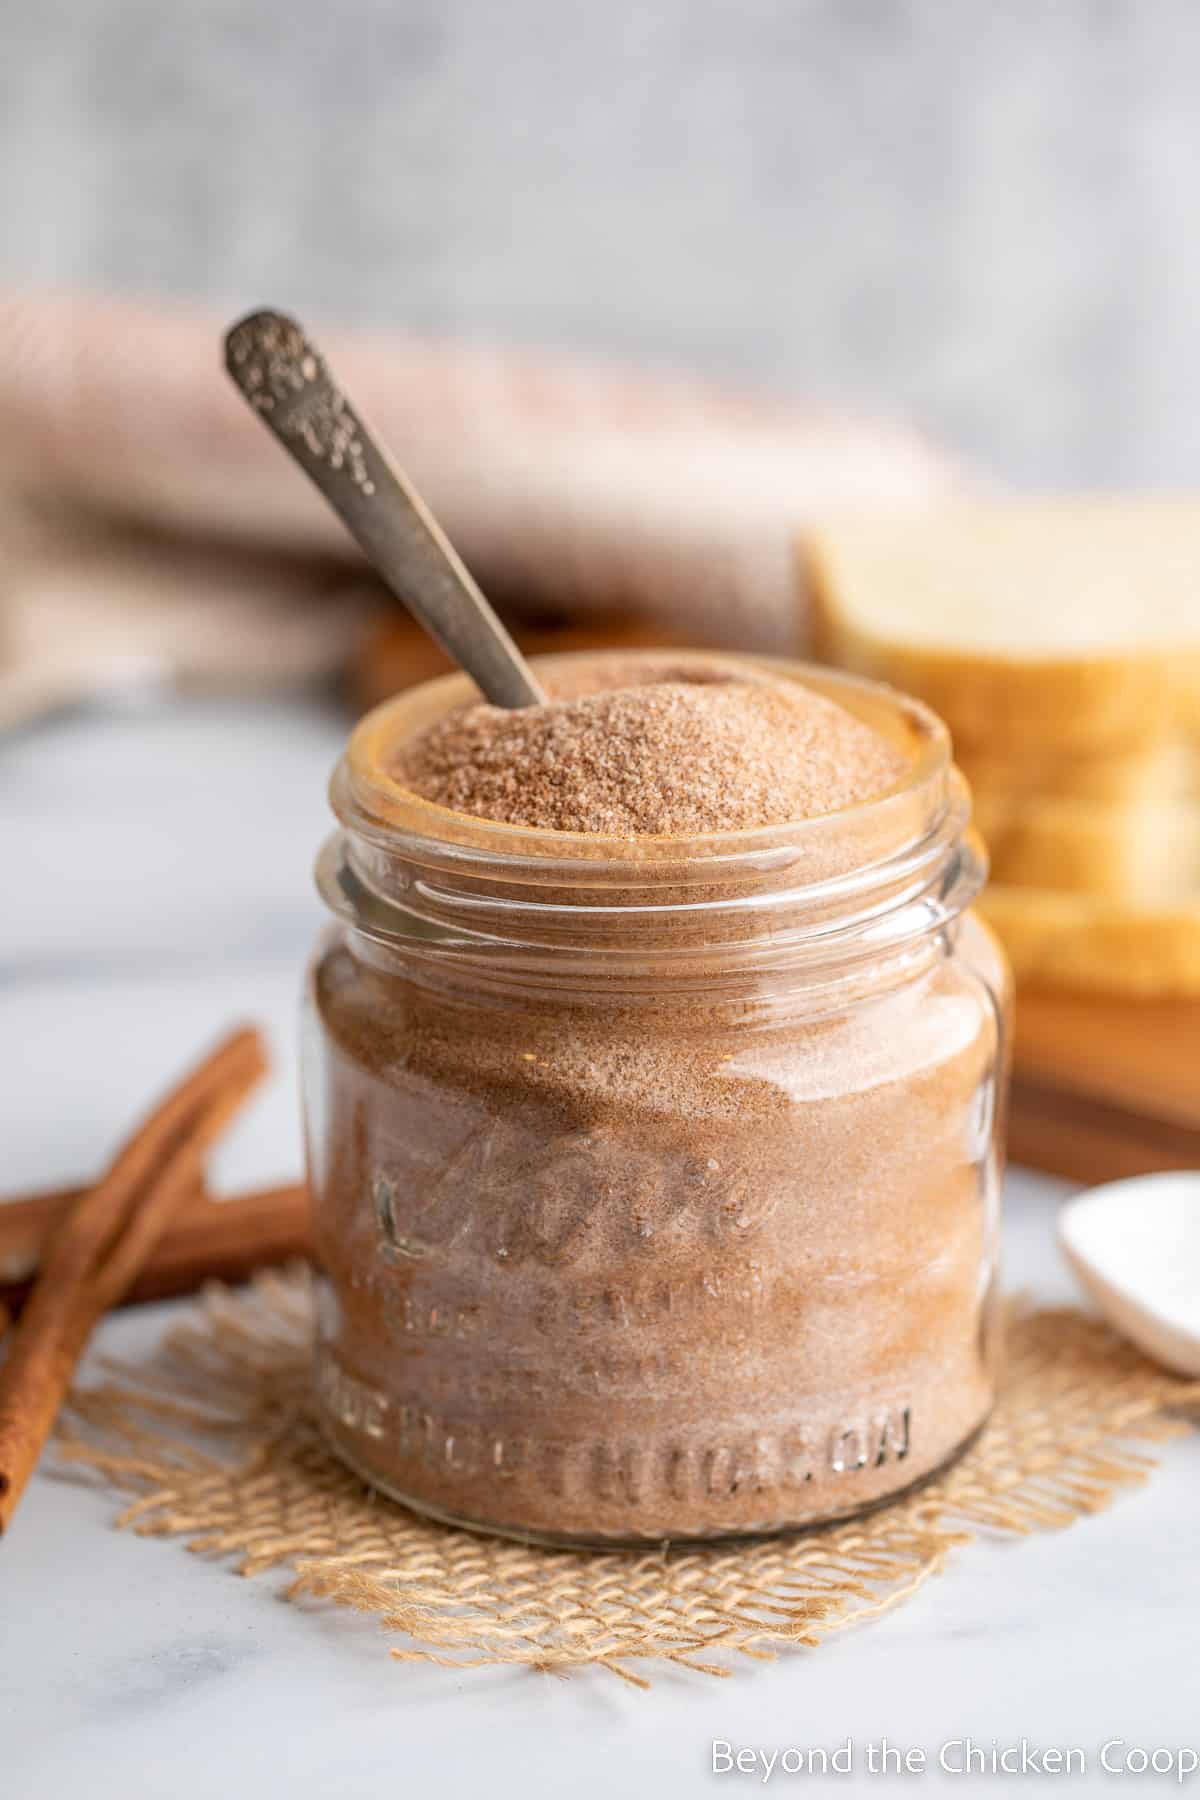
[224,310,545,709]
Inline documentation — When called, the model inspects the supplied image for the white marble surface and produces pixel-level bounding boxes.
[4,694,1199,1798]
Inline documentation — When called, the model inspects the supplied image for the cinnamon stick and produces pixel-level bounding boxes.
[0,1181,312,1315]
[0,1025,269,1533]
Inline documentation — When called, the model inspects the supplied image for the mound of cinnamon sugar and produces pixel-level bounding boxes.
[392,662,907,836]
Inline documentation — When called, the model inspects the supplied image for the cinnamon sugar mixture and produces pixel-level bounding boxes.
[392,668,906,835]
[309,655,1006,1542]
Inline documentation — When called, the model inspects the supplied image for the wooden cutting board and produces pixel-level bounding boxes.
[1008,988,1200,1184]
[1013,988,1200,1128]
[351,613,697,712]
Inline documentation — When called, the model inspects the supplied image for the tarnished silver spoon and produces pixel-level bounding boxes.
[224,309,545,709]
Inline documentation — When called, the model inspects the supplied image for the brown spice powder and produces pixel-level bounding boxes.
[310,654,1004,1542]
[313,917,1004,1540]
[391,664,906,836]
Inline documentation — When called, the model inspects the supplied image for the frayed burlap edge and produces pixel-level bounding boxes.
[55,1269,1200,1686]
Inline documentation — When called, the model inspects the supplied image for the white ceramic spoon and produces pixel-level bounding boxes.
[1059,1171,1200,1377]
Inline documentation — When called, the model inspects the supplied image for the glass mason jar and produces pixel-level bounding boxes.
[302,657,1010,1546]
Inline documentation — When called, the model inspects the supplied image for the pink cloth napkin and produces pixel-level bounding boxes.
[0,291,961,723]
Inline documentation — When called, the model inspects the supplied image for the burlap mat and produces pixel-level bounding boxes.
[57,1270,1200,1686]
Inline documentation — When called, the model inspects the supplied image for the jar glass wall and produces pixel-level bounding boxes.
[302,657,1010,1545]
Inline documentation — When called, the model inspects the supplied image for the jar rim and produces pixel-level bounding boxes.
[321,655,982,976]
[338,652,952,880]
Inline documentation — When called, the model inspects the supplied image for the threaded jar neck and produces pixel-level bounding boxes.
[315,657,985,997]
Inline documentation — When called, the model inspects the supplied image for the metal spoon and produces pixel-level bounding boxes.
[223,309,546,709]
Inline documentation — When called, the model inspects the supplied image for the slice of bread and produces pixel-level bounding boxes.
[806,499,1200,753]
[978,885,1200,996]
[973,792,1200,902]
[959,737,1200,809]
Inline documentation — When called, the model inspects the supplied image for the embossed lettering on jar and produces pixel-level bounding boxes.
[302,655,1010,1544]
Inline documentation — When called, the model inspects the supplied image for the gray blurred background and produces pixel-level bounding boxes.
[3,0,1199,487]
